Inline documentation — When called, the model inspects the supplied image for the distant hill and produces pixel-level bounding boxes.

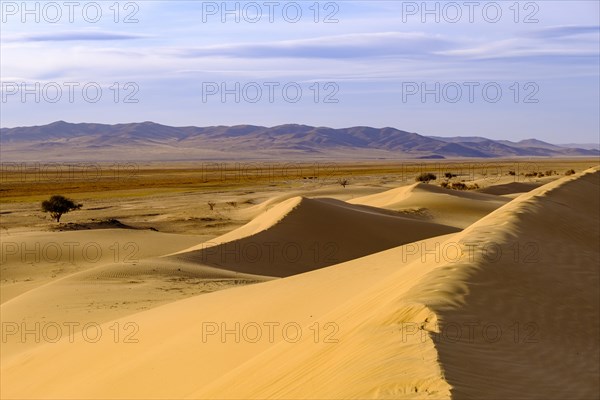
[1,121,598,161]
[557,143,600,151]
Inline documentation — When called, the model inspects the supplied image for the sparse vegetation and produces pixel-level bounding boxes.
[508,170,516,176]
[441,182,480,191]
[565,169,576,176]
[444,172,457,179]
[451,182,468,190]
[338,178,349,188]
[0,161,592,202]
[41,195,82,222]
[395,207,430,217]
[207,201,216,210]
[226,201,238,208]
[524,171,552,178]
[416,173,437,183]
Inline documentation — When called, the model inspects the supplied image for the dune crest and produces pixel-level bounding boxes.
[410,167,600,399]
[171,196,304,254]
[168,196,459,277]
[350,182,509,228]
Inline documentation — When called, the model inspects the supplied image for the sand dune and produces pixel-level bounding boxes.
[190,169,600,399]
[476,181,542,195]
[350,182,509,228]
[174,196,304,252]
[0,233,458,399]
[1,168,598,399]
[0,229,222,360]
[422,167,600,399]
[0,229,202,303]
[0,192,457,362]
[170,196,459,277]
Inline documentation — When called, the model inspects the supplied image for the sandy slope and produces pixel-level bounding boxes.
[170,196,459,277]
[0,229,202,303]
[349,182,509,228]
[422,168,600,399]
[0,230,218,360]
[1,169,598,399]
[476,181,542,195]
[0,193,457,363]
[0,233,457,399]
[193,169,600,399]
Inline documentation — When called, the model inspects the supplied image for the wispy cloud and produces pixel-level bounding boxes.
[172,32,453,59]
[2,31,150,42]
[167,26,600,63]
[526,25,600,39]
[438,27,600,62]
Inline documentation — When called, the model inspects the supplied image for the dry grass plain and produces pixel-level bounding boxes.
[1,158,598,399]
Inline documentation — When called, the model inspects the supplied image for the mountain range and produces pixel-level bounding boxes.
[1,121,598,161]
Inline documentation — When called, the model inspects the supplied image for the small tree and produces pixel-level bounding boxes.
[41,195,82,223]
[207,201,216,211]
[338,178,349,188]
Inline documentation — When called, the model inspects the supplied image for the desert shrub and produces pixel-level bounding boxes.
[524,172,538,178]
[565,169,576,176]
[444,172,457,179]
[416,172,437,183]
[41,195,82,223]
[508,170,516,176]
[537,172,545,177]
[207,201,216,210]
[226,201,238,208]
[545,170,556,176]
[442,182,479,191]
[338,178,349,188]
[451,182,468,190]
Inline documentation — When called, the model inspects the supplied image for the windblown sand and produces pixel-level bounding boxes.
[1,165,598,399]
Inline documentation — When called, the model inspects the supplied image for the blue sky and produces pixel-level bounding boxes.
[1,0,599,143]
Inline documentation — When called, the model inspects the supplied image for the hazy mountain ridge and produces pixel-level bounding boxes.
[1,121,598,161]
